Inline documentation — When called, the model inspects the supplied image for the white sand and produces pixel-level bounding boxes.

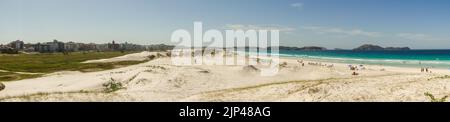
[82,51,163,63]
[0,69,44,75]
[1,51,450,102]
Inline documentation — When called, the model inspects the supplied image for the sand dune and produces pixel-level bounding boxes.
[1,51,450,102]
[82,51,163,63]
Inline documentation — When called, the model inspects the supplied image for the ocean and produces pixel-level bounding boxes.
[275,50,450,69]
[240,49,450,69]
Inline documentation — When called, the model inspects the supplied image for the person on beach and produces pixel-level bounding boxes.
[421,68,424,72]
[327,64,334,68]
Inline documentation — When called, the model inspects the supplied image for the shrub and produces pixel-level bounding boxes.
[424,92,448,102]
[0,82,5,91]
[157,53,164,57]
[103,78,124,93]
[148,55,156,60]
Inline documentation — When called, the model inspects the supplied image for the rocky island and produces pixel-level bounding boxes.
[353,44,410,51]
[279,46,327,51]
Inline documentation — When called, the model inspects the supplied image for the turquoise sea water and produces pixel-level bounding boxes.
[240,49,450,69]
[275,50,450,69]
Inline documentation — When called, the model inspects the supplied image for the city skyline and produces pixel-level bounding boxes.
[1,0,450,49]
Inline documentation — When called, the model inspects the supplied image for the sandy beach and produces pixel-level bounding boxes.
[1,51,449,102]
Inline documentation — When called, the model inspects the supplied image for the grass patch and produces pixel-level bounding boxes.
[0,90,98,101]
[0,51,144,82]
[0,72,42,82]
[0,72,15,76]
[76,61,146,72]
[428,75,450,81]
[0,51,138,73]
[102,78,124,93]
[424,92,448,102]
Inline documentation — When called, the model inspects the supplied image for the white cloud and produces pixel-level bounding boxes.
[397,33,445,41]
[290,3,304,9]
[302,26,382,37]
[223,24,295,32]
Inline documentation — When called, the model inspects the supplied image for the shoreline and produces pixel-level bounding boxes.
[281,56,450,75]
[280,55,450,69]
[241,50,450,70]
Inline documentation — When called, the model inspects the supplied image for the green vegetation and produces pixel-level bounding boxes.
[102,78,124,93]
[147,55,156,60]
[75,61,146,72]
[0,90,97,101]
[0,51,138,73]
[427,75,450,81]
[0,51,144,82]
[424,92,448,102]
[0,72,42,82]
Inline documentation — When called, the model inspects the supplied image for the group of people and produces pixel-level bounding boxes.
[297,60,334,68]
[296,60,365,76]
[421,67,432,73]
[349,65,366,76]
[349,65,366,71]
[297,60,305,66]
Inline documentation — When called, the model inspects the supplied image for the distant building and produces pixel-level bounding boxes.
[23,43,35,52]
[95,44,109,51]
[34,39,65,53]
[34,43,50,53]
[64,42,79,52]
[9,40,24,50]
[121,42,133,50]
[2,39,148,53]
[147,44,174,51]
[108,40,120,51]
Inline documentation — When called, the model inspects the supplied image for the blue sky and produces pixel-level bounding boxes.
[1,0,449,49]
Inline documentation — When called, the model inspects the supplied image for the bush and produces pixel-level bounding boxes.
[148,55,156,60]
[424,92,448,102]
[102,78,124,93]
[0,82,5,91]
[0,49,19,54]
[157,53,164,58]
